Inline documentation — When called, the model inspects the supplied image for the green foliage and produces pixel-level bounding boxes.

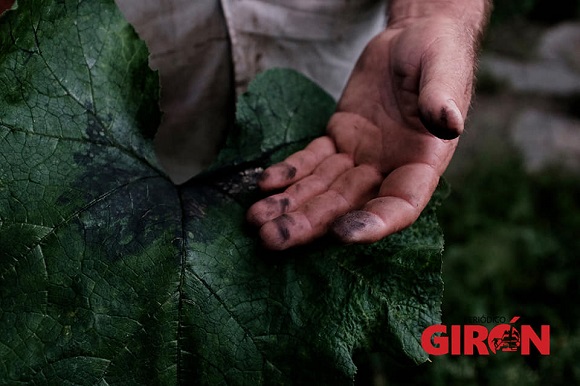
[0,1,447,384]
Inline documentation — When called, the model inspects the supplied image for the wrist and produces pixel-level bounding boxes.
[388,0,491,34]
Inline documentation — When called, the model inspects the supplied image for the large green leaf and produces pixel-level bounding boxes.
[0,1,445,384]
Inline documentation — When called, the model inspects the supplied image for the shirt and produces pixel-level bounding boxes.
[115,0,387,183]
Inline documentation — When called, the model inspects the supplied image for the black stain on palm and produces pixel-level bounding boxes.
[347,218,368,232]
[274,214,295,242]
[419,106,460,140]
[279,197,290,213]
[439,107,448,127]
[285,164,297,180]
[332,211,371,240]
[279,226,290,242]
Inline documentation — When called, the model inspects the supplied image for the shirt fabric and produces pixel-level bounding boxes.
[115,0,387,183]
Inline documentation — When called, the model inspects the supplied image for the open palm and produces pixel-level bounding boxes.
[248,17,478,250]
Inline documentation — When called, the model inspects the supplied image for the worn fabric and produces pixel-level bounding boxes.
[115,0,387,183]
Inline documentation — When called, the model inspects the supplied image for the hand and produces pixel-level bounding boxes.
[247,13,485,250]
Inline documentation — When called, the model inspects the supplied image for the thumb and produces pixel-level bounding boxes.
[418,30,476,140]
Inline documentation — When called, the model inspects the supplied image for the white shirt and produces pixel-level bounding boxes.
[115,0,387,183]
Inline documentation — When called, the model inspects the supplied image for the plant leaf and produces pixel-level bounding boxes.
[0,1,444,385]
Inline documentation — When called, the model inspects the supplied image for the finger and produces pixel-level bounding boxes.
[332,163,440,243]
[259,136,336,190]
[418,30,476,139]
[247,153,354,225]
[259,165,383,250]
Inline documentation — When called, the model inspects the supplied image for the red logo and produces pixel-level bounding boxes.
[421,316,550,356]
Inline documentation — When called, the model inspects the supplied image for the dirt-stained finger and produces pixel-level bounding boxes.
[247,153,354,225]
[259,165,382,250]
[259,136,336,190]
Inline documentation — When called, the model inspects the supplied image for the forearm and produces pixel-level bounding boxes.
[388,0,492,37]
